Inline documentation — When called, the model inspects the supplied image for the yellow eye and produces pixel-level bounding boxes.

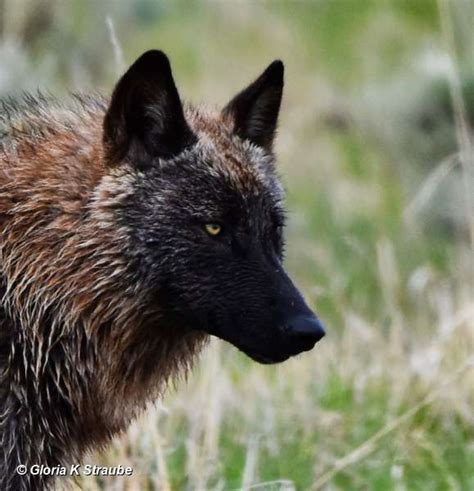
[204,223,222,236]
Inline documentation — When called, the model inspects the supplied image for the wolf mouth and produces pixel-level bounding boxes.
[245,350,291,364]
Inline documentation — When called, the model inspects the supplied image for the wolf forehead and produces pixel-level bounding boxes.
[161,105,285,204]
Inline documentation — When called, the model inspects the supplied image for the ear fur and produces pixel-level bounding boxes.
[222,60,284,151]
[103,50,195,167]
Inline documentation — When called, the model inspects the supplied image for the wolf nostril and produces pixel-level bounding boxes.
[288,315,326,344]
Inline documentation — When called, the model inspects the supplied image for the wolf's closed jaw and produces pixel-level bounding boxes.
[244,314,325,365]
[243,311,326,365]
[203,259,325,364]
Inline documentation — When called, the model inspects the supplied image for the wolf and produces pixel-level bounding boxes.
[0,50,325,489]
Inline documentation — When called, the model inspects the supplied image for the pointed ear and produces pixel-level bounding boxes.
[103,50,195,167]
[222,60,284,151]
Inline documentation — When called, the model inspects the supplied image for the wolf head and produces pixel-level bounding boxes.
[102,50,325,364]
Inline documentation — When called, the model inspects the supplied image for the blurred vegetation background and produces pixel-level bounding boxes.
[1,0,472,489]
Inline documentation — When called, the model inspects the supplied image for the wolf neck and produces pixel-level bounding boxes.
[0,251,206,489]
[0,121,207,489]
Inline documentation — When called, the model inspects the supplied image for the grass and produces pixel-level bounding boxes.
[1,1,472,489]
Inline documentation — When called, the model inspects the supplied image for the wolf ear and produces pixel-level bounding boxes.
[103,50,195,167]
[222,60,284,152]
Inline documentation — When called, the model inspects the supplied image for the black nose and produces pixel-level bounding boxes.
[287,314,326,351]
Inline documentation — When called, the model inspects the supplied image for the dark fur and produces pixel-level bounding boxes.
[0,51,324,489]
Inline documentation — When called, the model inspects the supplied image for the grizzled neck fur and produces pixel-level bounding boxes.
[0,95,213,490]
